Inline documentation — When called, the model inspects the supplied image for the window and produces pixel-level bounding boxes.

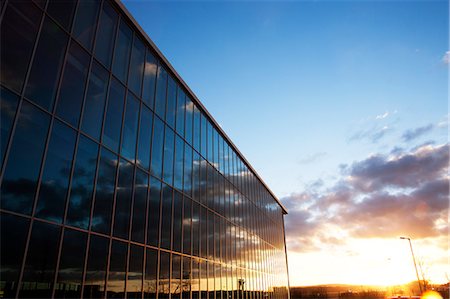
[150,117,164,178]
[66,135,98,229]
[173,135,184,191]
[25,17,69,111]
[183,144,193,197]
[158,252,170,297]
[128,36,146,96]
[81,61,109,140]
[182,197,192,255]
[113,159,133,239]
[35,120,76,223]
[94,1,118,69]
[175,88,185,138]
[193,105,201,153]
[144,248,158,299]
[200,113,207,158]
[112,20,132,83]
[171,254,181,299]
[185,97,193,145]
[137,105,153,170]
[127,245,144,298]
[72,0,100,50]
[147,177,161,247]
[84,235,109,299]
[163,127,175,185]
[19,221,61,298]
[154,66,167,119]
[91,147,117,234]
[121,92,140,162]
[55,229,87,298]
[166,75,177,129]
[103,77,125,152]
[1,102,50,215]
[107,241,128,298]
[0,1,42,93]
[0,213,29,298]
[0,87,19,169]
[142,50,158,109]
[46,0,77,31]
[160,184,173,250]
[172,191,183,253]
[131,169,148,243]
[56,41,90,127]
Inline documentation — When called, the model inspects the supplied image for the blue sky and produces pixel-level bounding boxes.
[123,0,448,286]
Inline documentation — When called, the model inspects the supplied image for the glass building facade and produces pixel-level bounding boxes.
[0,0,290,298]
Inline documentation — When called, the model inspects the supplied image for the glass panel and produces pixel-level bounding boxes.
[127,245,144,298]
[72,0,100,50]
[184,145,193,197]
[154,66,167,119]
[192,259,199,299]
[150,117,164,178]
[0,213,29,298]
[142,50,157,109]
[163,127,174,184]
[113,159,133,239]
[172,191,183,253]
[137,104,153,170]
[171,254,181,299]
[131,168,148,243]
[81,61,109,140]
[166,75,177,129]
[185,97,193,145]
[175,88,185,138]
[182,196,192,255]
[0,1,42,93]
[56,40,90,127]
[66,135,98,229]
[121,92,139,162]
[200,113,206,158]
[107,241,127,298]
[144,248,158,299]
[193,105,201,153]
[158,252,170,298]
[0,87,19,169]
[160,184,173,250]
[47,0,77,30]
[192,201,200,257]
[92,147,117,234]
[182,257,191,299]
[207,121,213,163]
[1,102,50,215]
[173,135,184,191]
[84,235,109,299]
[95,0,118,69]
[35,120,76,223]
[112,20,132,83]
[147,177,161,247]
[25,17,68,111]
[55,229,87,298]
[103,78,125,152]
[19,221,60,298]
[200,206,207,258]
[129,36,146,96]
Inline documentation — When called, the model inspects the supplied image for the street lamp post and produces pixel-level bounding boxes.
[400,237,423,294]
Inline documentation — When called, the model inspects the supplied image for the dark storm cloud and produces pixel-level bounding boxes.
[401,124,434,142]
[282,143,449,253]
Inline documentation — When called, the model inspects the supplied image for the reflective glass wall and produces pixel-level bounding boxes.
[0,0,290,298]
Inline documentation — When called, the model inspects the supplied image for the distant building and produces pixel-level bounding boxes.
[0,0,290,298]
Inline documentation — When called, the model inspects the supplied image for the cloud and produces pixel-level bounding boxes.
[375,111,390,120]
[282,143,449,253]
[442,51,450,64]
[401,124,434,142]
[349,125,391,143]
[299,152,327,164]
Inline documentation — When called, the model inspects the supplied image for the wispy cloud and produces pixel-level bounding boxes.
[299,152,327,164]
[401,124,434,142]
[349,125,391,143]
[442,50,450,64]
[283,143,449,253]
[375,111,390,120]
